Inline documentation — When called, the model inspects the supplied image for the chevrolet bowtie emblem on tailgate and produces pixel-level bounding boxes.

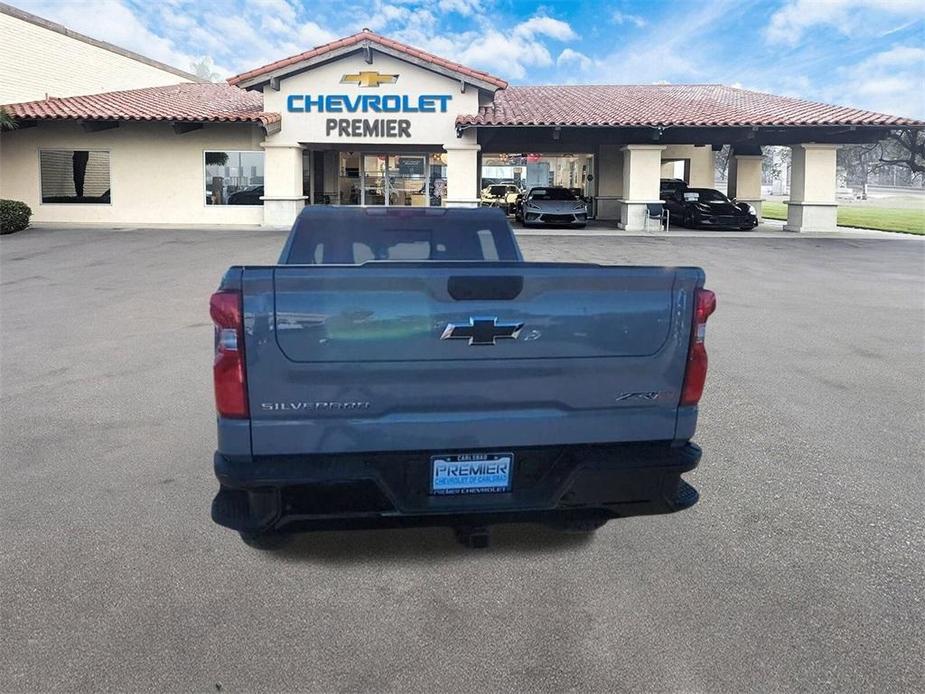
[340,70,399,87]
[441,317,524,346]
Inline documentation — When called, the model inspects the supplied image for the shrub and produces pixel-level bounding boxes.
[0,199,32,234]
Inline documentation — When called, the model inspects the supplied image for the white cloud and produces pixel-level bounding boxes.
[827,45,925,118]
[766,0,925,45]
[593,0,749,83]
[297,21,338,47]
[611,10,646,28]
[249,0,299,24]
[383,10,579,80]
[16,0,207,75]
[557,48,592,72]
[440,0,483,16]
[455,31,554,78]
[10,0,580,87]
[512,15,577,41]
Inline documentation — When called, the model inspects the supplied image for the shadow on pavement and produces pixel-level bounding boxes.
[270,522,595,564]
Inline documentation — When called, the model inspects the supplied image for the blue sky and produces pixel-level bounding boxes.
[13,0,925,117]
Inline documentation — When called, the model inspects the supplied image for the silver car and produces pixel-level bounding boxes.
[519,187,588,228]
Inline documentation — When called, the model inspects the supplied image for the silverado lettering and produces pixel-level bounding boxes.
[260,401,371,411]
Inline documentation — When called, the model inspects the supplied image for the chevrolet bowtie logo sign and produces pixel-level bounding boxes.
[341,71,399,88]
[441,317,524,346]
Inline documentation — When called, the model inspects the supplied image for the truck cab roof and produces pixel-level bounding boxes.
[279,206,522,265]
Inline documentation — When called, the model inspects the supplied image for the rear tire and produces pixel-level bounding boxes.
[239,531,290,550]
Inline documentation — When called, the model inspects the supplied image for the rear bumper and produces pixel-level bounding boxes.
[212,442,701,533]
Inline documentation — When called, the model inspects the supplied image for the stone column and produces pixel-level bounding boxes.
[261,141,306,227]
[727,153,764,220]
[618,144,665,231]
[785,143,838,232]
[443,133,480,207]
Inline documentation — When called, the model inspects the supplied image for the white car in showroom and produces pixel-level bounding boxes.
[480,183,522,213]
[517,187,588,228]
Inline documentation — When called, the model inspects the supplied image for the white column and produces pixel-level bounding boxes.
[443,132,480,208]
[728,154,764,220]
[261,141,306,227]
[618,144,665,231]
[688,147,715,188]
[784,143,838,232]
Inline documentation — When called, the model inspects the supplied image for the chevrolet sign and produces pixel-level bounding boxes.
[286,93,452,113]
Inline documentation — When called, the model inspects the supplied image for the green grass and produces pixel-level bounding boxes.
[761,201,925,235]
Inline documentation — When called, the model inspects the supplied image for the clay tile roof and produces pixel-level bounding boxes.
[1,82,281,127]
[227,29,508,90]
[456,84,925,128]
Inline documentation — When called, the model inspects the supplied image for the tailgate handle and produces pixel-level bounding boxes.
[447,275,523,301]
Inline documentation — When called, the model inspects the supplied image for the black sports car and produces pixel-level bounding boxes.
[660,177,688,199]
[227,185,265,205]
[664,187,758,230]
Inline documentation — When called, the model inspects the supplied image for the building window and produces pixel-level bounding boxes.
[40,150,111,204]
[204,151,264,205]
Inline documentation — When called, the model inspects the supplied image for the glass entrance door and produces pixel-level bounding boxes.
[387,155,427,206]
[336,152,436,206]
[362,155,386,205]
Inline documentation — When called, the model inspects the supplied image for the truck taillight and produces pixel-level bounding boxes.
[680,288,716,407]
[210,290,248,419]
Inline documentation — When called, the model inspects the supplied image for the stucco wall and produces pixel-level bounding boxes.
[0,12,194,104]
[0,121,265,225]
[660,144,715,188]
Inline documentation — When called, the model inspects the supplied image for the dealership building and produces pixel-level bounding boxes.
[1,5,922,231]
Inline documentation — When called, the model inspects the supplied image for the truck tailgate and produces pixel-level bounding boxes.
[242,263,703,455]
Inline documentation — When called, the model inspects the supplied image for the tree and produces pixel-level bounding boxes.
[838,128,925,189]
[874,129,925,175]
[714,145,730,180]
[837,143,876,188]
[0,107,16,131]
[762,146,790,184]
[205,152,228,167]
[191,56,221,83]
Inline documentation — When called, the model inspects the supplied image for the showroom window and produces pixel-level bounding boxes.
[40,150,111,204]
[204,151,265,205]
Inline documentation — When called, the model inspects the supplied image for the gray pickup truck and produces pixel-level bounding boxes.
[210,207,715,548]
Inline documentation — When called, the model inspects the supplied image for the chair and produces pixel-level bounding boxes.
[644,203,669,231]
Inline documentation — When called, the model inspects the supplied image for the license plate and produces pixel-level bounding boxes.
[430,453,513,495]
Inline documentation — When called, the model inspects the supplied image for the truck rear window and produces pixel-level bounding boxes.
[283,207,520,264]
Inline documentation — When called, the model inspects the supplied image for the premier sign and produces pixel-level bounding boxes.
[326,119,411,137]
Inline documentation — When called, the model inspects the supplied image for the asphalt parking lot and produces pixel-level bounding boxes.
[1,226,923,693]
